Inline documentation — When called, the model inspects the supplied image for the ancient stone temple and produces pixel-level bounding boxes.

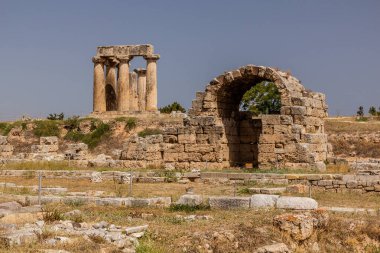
[92,44,159,113]
[121,65,331,170]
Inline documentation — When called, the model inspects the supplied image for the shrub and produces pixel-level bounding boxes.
[33,120,60,137]
[42,206,64,222]
[0,123,13,135]
[138,128,162,138]
[64,121,110,149]
[159,102,186,114]
[82,123,110,149]
[125,117,137,131]
[47,113,64,120]
[64,115,80,130]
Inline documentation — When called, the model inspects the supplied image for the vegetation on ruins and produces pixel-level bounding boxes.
[33,120,60,137]
[115,117,137,131]
[138,128,162,138]
[65,121,110,149]
[159,101,186,114]
[47,112,64,120]
[0,121,27,135]
[240,81,281,115]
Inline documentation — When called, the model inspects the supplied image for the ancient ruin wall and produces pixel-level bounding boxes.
[121,65,331,170]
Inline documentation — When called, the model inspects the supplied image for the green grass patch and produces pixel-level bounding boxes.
[65,122,110,149]
[0,121,27,136]
[33,120,61,137]
[138,128,162,138]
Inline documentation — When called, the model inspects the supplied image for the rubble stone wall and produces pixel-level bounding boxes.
[121,65,331,170]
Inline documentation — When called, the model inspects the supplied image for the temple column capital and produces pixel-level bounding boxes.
[144,54,160,61]
[92,56,106,64]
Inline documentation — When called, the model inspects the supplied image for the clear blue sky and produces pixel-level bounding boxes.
[0,0,379,120]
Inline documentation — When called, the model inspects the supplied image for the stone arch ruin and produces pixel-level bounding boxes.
[121,64,331,171]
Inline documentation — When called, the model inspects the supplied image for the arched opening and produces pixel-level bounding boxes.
[216,75,281,167]
[105,84,117,111]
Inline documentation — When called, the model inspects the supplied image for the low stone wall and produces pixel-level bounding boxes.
[2,169,380,193]
[0,136,14,158]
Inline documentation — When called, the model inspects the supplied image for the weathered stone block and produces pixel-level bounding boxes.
[178,134,196,144]
[250,194,279,208]
[208,196,250,209]
[276,196,318,210]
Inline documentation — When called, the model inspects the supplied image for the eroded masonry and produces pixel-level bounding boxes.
[117,56,331,170]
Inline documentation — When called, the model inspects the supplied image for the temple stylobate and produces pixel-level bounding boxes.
[92,44,159,113]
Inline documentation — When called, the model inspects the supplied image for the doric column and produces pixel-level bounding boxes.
[144,54,160,111]
[134,68,147,111]
[129,72,139,111]
[92,56,106,112]
[117,56,132,112]
[105,58,118,91]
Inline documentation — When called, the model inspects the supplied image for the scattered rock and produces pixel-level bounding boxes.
[255,243,291,253]
[90,172,103,183]
[273,210,329,241]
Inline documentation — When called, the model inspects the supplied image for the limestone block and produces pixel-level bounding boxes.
[31,144,59,153]
[0,136,8,145]
[185,144,214,153]
[254,243,290,253]
[258,144,275,153]
[145,144,161,153]
[196,134,209,144]
[276,196,318,210]
[261,115,281,125]
[262,125,274,134]
[163,127,177,135]
[202,152,217,162]
[176,194,203,206]
[163,152,178,162]
[40,136,58,145]
[208,196,250,209]
[301,133,327,144]
[259,134,276,144]
[0,145,14,152]
[274,125,290,134]
[145,152,162,161]
[163,135,177,143]
[178,134,196,144]
[250,194,279,208]
[178,152,202,162]
[145,134,163,144]
[160,143,184,153]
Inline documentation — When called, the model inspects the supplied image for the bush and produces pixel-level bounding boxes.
[42,206,64,222]
[33,120,60,137]
[64,121,110,149]
[159,102,186,114]
[64,115,80,130]
[47,113,64,120]
[125,117,137,131]
[138,128,162,138]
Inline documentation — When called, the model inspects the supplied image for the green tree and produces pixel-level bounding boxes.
[47,113,64,120]
[240,81,281,115]
[369,106,377,116]
[159,102,186,114]
[357,106,364,118]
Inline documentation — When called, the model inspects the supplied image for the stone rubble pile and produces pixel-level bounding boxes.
[0,135,14,158]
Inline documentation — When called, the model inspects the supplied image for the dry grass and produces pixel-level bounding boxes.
[326,117,380,133]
